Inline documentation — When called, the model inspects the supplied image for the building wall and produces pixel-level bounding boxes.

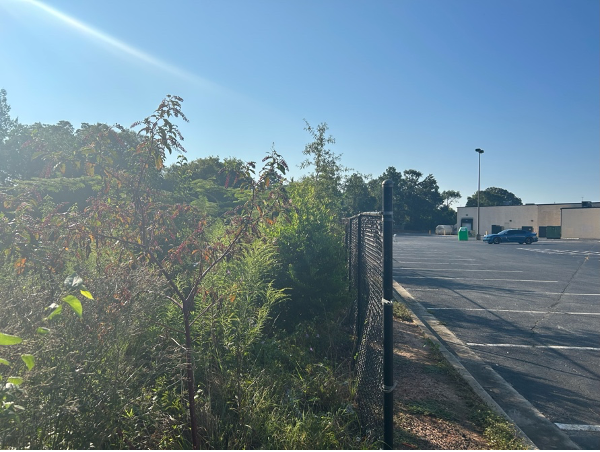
[457,205,538,235]
[561,208,600,239]
[456,203,600,239]
[537,203,577,226]
[457,206,475,230]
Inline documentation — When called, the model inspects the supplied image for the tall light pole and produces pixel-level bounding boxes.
[475,148,484,240]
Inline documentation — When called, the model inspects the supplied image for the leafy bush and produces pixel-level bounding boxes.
[269,180,350,328]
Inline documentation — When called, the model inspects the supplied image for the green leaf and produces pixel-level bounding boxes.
[46,304,62,320]
[63,295,83,318]
[7,377,23,385]
[0,333,22,345]
[64,272,83,288]
[0,358,10,366]
[21,354,35,370]
[36,327,50,335]
[80,290,94,300]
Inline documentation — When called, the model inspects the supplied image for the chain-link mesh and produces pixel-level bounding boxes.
[346,213,384,438]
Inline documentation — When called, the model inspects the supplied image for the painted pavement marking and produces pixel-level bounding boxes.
[555,424,600,432]
[407,288,600,296]
[399,276,559,282]
[466,343,600,351]
[427,308,600,315]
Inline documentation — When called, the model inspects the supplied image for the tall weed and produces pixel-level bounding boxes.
[269,180,349,328]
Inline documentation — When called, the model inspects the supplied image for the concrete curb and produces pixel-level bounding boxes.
[393,280,581,450]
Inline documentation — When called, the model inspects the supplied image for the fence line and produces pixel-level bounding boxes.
[345,180,394,449]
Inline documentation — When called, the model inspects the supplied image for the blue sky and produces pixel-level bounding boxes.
[1,0,598,206]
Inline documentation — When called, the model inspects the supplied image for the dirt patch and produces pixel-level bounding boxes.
[392,318,491,449]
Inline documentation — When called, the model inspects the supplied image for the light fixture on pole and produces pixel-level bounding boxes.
[475,148,484,240]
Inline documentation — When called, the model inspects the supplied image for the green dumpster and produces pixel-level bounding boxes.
[546,226,561,239]
[458,227,469,241]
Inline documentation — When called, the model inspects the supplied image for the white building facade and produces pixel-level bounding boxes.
[456,202,600,239]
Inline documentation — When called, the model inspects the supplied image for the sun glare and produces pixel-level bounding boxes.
[17,0,202,84]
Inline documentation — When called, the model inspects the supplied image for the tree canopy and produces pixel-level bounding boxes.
[466,187,523,207]
[0,88,18,141]
[1,88,465,231]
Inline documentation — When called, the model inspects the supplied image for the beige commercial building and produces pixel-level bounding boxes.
[456,202,600,239]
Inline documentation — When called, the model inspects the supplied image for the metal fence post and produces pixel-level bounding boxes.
[382,180,394,449]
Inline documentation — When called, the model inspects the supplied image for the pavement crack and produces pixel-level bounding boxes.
[530,255,590,334]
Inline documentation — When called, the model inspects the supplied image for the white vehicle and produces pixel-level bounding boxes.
[435,225,455,235]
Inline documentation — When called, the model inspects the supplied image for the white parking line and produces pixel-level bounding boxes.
[466,343,600,351]
[394,256,476,259]
[400,276,559,282]
[407,288,600,296]
[427,308,600,315]
[397,268,523,272]
[518,247,600,256]
[396,262,480,265]
[394,257,477,261]
[555,423,600,432]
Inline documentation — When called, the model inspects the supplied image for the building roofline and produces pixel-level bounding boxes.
[457,202,599,208]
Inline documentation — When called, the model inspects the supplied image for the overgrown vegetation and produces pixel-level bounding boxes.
[0,94,370,449]
[392,301,413,322]
[0,90,520,449]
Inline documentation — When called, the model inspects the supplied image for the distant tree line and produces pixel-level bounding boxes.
[1,90,523,231]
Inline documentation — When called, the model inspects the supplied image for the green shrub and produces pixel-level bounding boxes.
[269,180,350,328]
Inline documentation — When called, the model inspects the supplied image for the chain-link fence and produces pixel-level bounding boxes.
[345,180,394,448]
[346,212,385,438]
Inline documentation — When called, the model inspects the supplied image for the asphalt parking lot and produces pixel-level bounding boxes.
[392,234,600,450]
